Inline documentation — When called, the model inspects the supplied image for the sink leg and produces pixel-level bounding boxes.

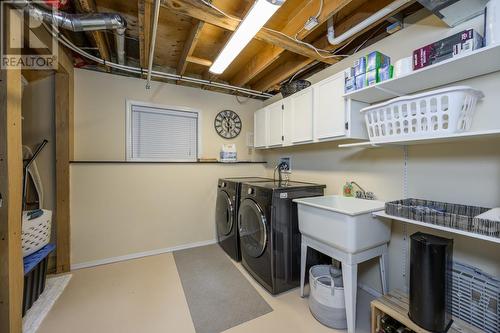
[379,246,389,295]
[300,240,307,298]
[342,263,358,333]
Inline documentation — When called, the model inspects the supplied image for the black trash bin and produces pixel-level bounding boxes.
[409,232,453,332]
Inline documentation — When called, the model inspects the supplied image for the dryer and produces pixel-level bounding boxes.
[216,177,271,261]
[238,180,327,294]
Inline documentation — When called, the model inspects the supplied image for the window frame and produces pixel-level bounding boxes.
[125,100,202,162]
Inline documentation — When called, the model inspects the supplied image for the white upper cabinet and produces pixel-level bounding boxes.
[290,87,314,144]
[253,70,368,149]
[267,101,284,147]
[314,72,346,140]
[254,107,268,148]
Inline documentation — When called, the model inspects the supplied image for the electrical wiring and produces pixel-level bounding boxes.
[197,0,359,60]
[315,0,323,19]
[42,22,273,98]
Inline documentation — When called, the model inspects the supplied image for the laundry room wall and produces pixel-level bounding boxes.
[262,12,500,294]
[21,74,57,268]
[70,69,266,267]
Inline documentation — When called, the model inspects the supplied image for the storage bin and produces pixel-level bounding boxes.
[22,209,52,257]
[385,199,499,237]
[23,243,55,316]
[361,86,484,142]
[308,265,347,329]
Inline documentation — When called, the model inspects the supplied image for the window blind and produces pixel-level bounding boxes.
[129,104,198,161]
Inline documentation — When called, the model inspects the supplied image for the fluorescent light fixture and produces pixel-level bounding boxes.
[209,0,285,75]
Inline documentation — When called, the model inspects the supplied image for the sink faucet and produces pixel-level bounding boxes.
[350,181,375,200]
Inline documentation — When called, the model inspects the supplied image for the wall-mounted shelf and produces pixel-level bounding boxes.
[344,44,500,104]
[374,211,500,244]
[338,129,500,148]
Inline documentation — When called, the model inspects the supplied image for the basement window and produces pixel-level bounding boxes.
[126,101,201,162]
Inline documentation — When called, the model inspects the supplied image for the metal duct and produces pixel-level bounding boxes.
[13,0,127,64]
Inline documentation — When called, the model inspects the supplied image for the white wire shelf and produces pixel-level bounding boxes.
[373,211,500,244]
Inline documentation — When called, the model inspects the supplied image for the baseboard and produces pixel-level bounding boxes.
[71,239,217,271]
[358,283,383,298]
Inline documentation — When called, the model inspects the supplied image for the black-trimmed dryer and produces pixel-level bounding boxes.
[215,177,271,261]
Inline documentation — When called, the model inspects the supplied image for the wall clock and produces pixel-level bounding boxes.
[214,110,242,139]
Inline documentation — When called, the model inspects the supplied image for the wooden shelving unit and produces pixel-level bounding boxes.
[371,290,483,333]
[344,44,500,104]
[373,211,500,244]
[338,129,500,148]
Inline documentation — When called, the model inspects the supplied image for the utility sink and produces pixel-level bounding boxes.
[294,195,391,254]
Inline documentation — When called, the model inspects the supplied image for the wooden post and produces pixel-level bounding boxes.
[55,71,73,273]
[0,30,24,333]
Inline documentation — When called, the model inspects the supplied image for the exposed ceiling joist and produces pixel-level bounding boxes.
[253,0,415,92]
[186,55,212,67]
[76,0,111,62]
[138,0,152,69]
[177,20,204,75]
[230,0,353,87]
[160,0,337,64]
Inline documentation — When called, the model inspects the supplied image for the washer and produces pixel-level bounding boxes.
[238,181,327,294]
[216,177,271,261]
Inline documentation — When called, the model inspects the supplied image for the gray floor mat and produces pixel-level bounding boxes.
[173,244,273,333]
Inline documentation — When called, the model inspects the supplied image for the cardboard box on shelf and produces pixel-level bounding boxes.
[366,51,391,72]
[378,65,394,82]
[413,29,483,70]
[355,73,367,90]
[353,57,367,76]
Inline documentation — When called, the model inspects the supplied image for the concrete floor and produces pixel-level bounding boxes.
[38,250,374,333]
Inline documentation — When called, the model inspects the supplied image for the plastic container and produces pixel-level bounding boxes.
[23,243,55,316]
[22,209,52,257]
[361,86,484,142]
[308,265,347,329]
[385,198,493,236]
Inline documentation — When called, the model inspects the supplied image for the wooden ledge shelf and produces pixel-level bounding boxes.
[371,290,483,333]
[70,161,267,164]
[374,211,500,244]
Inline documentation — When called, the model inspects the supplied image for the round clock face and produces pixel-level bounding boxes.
[214,110,242,139]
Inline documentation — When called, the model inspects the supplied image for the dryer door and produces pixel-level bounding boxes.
[238,198,267,258]
[216,190,234,237]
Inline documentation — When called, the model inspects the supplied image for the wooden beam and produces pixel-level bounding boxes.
[231,0,352,87]
[138,0,153,69]
[76,0,112,62]
[186,55,212,67]
[252,0,410,92]
[161,0,337,64]
[28,24,73,74]
[0,11,24,332]
[22,69,55,83]
[177,20,204,75]
[252,55,314,91]
[55,71,73,273]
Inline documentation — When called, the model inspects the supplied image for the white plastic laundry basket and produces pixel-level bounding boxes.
[22,210,52,257]
[308,265,347,329]
[361,86,484,142]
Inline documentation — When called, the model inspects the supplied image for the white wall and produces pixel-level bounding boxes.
[74,69,262,161]
[71,70,266,266]
[261,13,500,293]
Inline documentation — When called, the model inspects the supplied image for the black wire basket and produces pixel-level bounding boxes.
[280,80,311,97]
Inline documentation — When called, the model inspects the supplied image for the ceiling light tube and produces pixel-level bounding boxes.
[209,0,285,74]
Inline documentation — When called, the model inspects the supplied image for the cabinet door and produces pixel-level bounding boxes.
[267,102,283,147]
[254,108,268,148]
[290,88,314,143]
[314,73,346,140]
